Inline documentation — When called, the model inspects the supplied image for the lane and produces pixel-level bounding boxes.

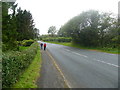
[64,48,119,68]
[40,42,118,88]
[64,44,117,64]
[48,43,118,66]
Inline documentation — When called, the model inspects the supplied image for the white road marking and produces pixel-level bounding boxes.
[65,49,88,58]
[65,49,119,68]
[72,52,88,58]
[104,53,117,56]
[109,54,116,55]
[93,59,119,68]
[64,49,71,52]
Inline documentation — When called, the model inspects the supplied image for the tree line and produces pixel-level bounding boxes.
[2,2,39,51]
[57,10,119,48]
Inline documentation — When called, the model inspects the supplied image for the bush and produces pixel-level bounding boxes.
[2,43,8,52]
[2,42,38,88]
[2,41,19,52]
[42,37,72,42]
[21,39,34,46]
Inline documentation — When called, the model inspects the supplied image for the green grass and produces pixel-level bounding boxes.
[45,41,119,54]
[13,48,41,88]
[19,46,30,51]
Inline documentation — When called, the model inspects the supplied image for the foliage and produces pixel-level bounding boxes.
[48,26,57,36]
[19,46,29,51]
[42,37,72,42]
[2,2,18,51]
[58,10,119,47]
[21,39,34,46]
[2,42,39,88]
[16,8,39,41]
[2,2,40,51]
[46,41,119,54]
[13,48,41,88]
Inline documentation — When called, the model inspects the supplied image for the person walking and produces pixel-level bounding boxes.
[44,43,46,51]
[40,43,43,49]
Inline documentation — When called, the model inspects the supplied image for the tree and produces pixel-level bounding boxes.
[2,2,40,51]
[58,10,100,46]
[2,2,18,51]
[48,26,57,36]
[58,10,118,47]
[16,8,39,41]
[98,12,117,47]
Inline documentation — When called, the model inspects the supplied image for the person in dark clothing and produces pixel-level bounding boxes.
[44,43,46,51]
[40,43,43,49]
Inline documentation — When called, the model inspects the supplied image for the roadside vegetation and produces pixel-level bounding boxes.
[2,2,40,52]
[2,2,40,88]
[13,48,41,88]
[2,42,39,88]
[19,46,29,51]
[45,41,119,54]
[40,10,119,54]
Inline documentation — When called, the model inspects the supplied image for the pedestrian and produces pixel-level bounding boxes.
[44,43,46,51]
[40,43,43,49]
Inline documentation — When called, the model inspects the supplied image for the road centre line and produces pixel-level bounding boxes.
[65,49,88,58]
[64,49,119,68]
[93,59,119,68]
[72,52,88,58]
[64,49,71,52]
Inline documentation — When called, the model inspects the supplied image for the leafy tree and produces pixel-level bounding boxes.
[2,2,40,51]
[58,10,118,47]
[59,10,100,46]
[98,12,114,47]
[33,28,40,39]
[48,26,57,36]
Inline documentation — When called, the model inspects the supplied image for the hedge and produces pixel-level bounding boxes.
[21,39,34,46]
[42,37,72,42]
[2,42,39,88]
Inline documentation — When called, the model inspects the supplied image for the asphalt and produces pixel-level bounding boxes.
[36,49,67,88]
[43,42,118,88]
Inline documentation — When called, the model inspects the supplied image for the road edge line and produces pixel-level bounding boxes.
[46,50,72,88]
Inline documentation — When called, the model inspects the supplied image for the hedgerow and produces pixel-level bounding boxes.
[2,42,39,88]
[21,39,34,46]
[42,37,72,42]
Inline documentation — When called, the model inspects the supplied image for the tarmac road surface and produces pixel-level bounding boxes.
[39,41,118,88]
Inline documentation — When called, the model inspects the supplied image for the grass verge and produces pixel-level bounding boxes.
[13,48,41,88]
[19,46,29,51]
[45,41,119,54]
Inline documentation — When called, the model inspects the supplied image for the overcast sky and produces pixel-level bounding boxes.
[15,0,119,35]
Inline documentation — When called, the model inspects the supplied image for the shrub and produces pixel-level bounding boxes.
[2,41,19,52]
[2,43,8,52]
[2,42,38,88]
[21,39,34,46]
[43,37,72,42]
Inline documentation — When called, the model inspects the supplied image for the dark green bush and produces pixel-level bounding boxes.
[2,42,38,88]
[2,43,8,52]
[2,41,19,52]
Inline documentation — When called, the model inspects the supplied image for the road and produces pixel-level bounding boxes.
[40,42,118,88]
[37,50,68,88]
